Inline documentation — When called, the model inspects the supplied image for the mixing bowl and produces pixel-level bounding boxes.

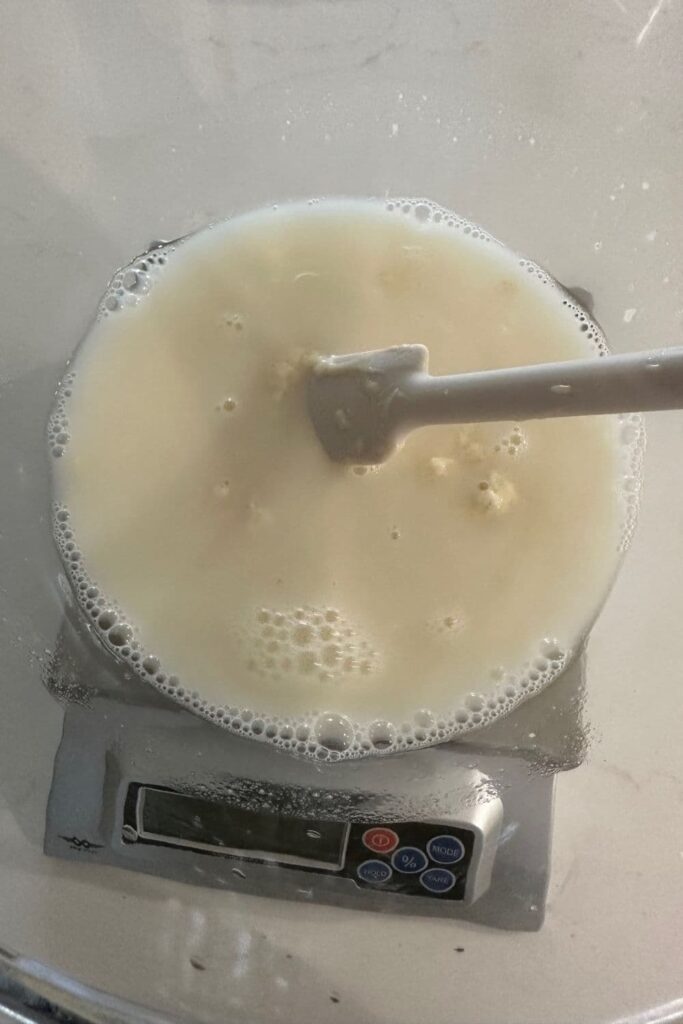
[0,2,681,1023]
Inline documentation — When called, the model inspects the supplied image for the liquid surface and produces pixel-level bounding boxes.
[50,199,641,758]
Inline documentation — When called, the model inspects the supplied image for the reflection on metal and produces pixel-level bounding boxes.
[636,0,666,48]
[0,947,190,1024]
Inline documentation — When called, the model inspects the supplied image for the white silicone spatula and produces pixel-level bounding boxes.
[307,343,681,464]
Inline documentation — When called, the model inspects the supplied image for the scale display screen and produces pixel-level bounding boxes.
[132,785,349,870]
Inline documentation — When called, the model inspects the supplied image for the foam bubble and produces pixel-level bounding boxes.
[369,720,396,749]
[494,424,528,458]
[95,242,174,321]
[314,712,353,752]
[238,604,380,689]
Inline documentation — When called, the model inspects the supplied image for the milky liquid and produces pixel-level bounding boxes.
[49,199,643,759]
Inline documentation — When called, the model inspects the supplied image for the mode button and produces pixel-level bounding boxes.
[427,834,465,865]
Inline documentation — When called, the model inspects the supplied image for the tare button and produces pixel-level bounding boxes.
[420,868,456,894]
[427,834,465,865]
[391,847,428,874]
[357,859,393,884]
[362,827,399,855]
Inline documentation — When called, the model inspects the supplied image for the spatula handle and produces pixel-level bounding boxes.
[402,347,683,425]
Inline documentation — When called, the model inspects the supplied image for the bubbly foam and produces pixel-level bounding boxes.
[49,198,644,761]
[239,605,380,685]
[48,489,597,760]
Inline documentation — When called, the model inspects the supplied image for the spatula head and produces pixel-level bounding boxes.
[306,344,428,463]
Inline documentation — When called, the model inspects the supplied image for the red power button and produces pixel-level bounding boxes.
[362,827,399,854]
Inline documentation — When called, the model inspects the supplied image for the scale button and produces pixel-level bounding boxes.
[391,846,428,874]
[357,859,393,884]
[362,827,400,854]
[420,868,456,894]
[427,834,465,865]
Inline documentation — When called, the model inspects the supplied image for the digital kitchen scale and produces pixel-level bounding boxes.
[43,605,586,930]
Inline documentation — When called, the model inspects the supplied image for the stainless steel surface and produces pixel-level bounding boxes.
[0,948,185,1024]
[1,2,682,1023]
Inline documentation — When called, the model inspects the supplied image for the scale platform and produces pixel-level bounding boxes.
[43,606,588,931]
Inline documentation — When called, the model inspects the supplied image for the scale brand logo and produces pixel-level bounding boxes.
[59,835,104,853]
